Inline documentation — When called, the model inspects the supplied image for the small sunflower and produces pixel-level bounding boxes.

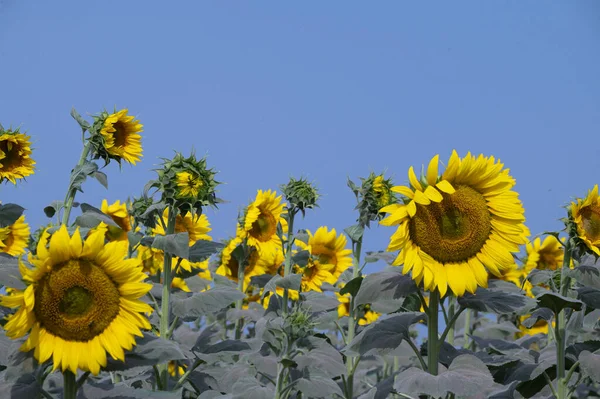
[381,151,529,297]
[99,109,143,165]
[0,215,30,256]
[176,171,203,199]
[570,184,600,256]
[240,190,288,255]
[296,226,352,281]
[0,129,35,184]
[215,238,267,290]
[1,225,153,375]
[295,260,336,293]
[101,199,133,241]
[336,293,380,325]
[525,236,565,272]
[517,315,553,338]
[168,360,187,377]
[153,209,212,245]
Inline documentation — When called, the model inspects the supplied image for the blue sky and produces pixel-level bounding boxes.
[1,1,599,273]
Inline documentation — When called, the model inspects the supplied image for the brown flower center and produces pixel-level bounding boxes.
[581,204,600,243]
[250,211,277,242]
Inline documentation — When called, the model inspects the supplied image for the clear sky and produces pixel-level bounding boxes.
[1,1,599,273]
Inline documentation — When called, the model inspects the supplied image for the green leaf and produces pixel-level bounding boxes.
[291,250,310,268]
[0,254,26,290]
[577,287,600,310]
[79,382,182,398]
[70,107,91,131]
[393,354,498,398]
[339,276,363,297]
[0,374,41,399]
[295,370,344,398]
[231,377,274,399]
[249,273,275,288]
[263,274,302,295]
[344,224,364,242]
[354,269,418,312]
[579,350,600,383]
[0,204,24,227]
[171,287,245,318]
[344,312,425,356]
[69,161,98,193]
[43,200,64,218]
[537,292,583,315]
[295,337,346,377]
[189,239,225,262]
[75,203,119,228]
[521,307,554,328]
[104,333,185,371]
[458,287,533,314]
[152,232,190,259]
[280,358,298,368]
[195,339,251,354]
[299,291,340,312]
[363,251,396,264]
[93,171,108,189]
[569,254,600,288]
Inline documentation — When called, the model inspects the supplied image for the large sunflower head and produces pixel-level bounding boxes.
[91,108,143,165]
[296,226,352,281]
[101,199,133,241]
[349,172,396,227]
[0,215,30,256]
[569,185,600,257]
[0,128,35,184]
[380,151,529,297]
[240,190,288,255]
[153,208,212,245]
[525,236,565,272]
[0,225,153,375]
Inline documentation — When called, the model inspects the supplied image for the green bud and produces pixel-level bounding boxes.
[280,177,319,216]
[349,172,397,228]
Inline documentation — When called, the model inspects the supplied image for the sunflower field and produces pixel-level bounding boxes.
[0,108,599,399]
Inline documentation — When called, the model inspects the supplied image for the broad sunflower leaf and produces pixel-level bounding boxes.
[0,254,26,290]
[393,354,498,398]
[43,200,63,218]
[363,251,397,265]
[521,307,554,328]
[249,273,274,288]
[0,204,24,227]
[0,373,40,399]
[291,250,310,268]
[70,107,91,131]
[69,161,98,193]
[569,254,600,288]
[231,377,274,399]
[152,232,189,259]
[458,287,532,314]
[578,350,600,383]
[172,287,245,318]
[577,287,600,310]
[75,203,119,228]
[295,369,344,398]
[294,337,346,378]
[536,292,583,315]
[344,224,364,242]
[299,291,339,312]
[567,340,600,360]
[354,268,418,312]
[339,276,363,297]
[195,339,251,354]
[343,312,425,356]
[263,274,302,295]
[79,382,182,398]
[189,239,225,263]
[104,333,185,371]
[93,170,108,189]
[488,381,519,399]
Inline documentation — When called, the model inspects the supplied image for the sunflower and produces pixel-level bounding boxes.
[101,199,133,241]
[525,236,565,272]
[168,360,187,377]
[296,260,336,293]
[99,109,143,165]
[240,190,288,255]
[336,293,380,325]
[296,226,352,281]
[0,225,153,375]
[381,151,529,297]
[215,238,267,290]
[0,215,30,256]
[153,209,212,245]
[517,315,553,338]
[571,184,600,256]
[0,129,35,184]
[372,175,394,209]
[176,171,203,199]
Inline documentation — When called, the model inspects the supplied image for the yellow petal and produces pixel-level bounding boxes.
[408,166,423,191]
[426,154,439,186]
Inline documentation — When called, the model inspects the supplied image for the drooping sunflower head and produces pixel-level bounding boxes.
[1,225,153,375]
[101,199,132,241]
[280,176,320,216]
[569,184,600,257]
[525,235,565,272]
[0,128,35,184]
[154,152,220,215]
[153,208,212,245]
[380,151,529,297]
[240,190,288,255]
[92,108,143,165]
[296,226,352,281]
[0,214,30,256]
[349,172,397,227]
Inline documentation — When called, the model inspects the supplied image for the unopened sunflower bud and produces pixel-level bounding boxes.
[350,172,396,228]
[280,177,319,216]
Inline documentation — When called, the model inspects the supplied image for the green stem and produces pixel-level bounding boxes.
[63,370,78,399]
[345,235,363,399]
[406,338,427,371]
[556,239,572,399]
[234,247,246,340]
[427,289,439,376]
[281,210,296,315]
[463,309,472,349]
[61,141,92,226]
[157,207,177,390]
[439,306,465,348]
[446,299,455,345]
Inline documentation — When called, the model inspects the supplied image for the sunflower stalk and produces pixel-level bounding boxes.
[344,234,363,399]
[234,243,247,340]
[63,370,78,399]
[555,239,573,399]
[157,206,178,390]
[61,141,92,225]
[427,290,440,376]
[281,209,296,316]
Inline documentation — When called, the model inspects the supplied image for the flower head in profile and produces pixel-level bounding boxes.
[101,199,133,241]
[92,108,143,165]
[239,190,288,256]
[1,225,153,375]
[0,127,35,184]
[0,214,30,256]
[569,184,600,256]
[381,151,529,297]
[349,172,396,227]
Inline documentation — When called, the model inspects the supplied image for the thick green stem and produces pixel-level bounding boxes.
[281,211,296,315]
[63,370,78,399]
[61,142,92,226]
[463,309,472,349]
[157,208,177,390]
[345,236,362,399]
[427,290,440,376]
[556,239,572,399]
[234,249,246,340]
[446,298,455,346]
